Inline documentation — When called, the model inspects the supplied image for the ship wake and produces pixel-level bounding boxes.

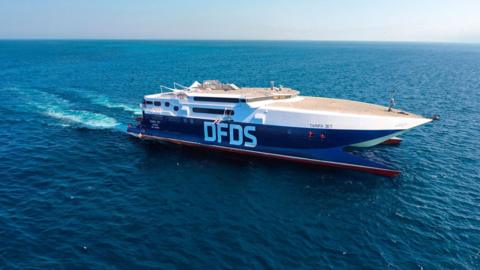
[87,94,142,115]
[3,86,129,132]
[44,109,126,131]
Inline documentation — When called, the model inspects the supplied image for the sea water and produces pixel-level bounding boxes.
[0,41,479,269]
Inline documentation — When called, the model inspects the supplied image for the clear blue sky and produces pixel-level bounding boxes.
[1,0,479,42]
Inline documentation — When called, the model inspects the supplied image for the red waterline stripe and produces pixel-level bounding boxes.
[381,137,403,145]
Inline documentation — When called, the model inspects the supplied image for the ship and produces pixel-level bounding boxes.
[127,80,432,176]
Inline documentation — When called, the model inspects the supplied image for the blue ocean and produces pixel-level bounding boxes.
[0,41,479,269]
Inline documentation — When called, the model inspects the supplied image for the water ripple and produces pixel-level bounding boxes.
[0,41,479,269]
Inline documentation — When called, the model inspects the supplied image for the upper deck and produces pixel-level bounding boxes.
[267,96,426,119]
[141,80,431,130]
[146,80,299,102]
[143,80,429,121]
[189,86,298,100]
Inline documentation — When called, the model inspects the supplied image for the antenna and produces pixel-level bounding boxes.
[387,89,396,112]
[270,81,275,90]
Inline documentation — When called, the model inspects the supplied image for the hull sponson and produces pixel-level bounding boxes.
[142,114,401,149]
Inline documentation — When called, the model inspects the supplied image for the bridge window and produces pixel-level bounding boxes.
[192,108,234,115]
[146,101,153,105]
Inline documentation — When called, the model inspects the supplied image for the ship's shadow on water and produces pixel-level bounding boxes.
[131,138,396,191]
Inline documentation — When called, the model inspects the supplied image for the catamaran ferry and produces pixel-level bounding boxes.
[127,80,432,176]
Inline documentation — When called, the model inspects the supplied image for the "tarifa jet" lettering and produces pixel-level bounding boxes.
[203,122,257,147]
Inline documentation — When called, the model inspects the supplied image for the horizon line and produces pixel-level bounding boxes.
[0,37,479,45]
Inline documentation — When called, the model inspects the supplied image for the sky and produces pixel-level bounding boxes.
[0,0,479,43]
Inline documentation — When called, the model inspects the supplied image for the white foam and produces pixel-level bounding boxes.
[45,109,120,129]
[8,86,128,132]
[90,95,142,115]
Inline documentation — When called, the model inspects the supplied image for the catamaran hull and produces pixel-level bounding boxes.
[127,114,403,177]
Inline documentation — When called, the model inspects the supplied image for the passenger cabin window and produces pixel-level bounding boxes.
[193,96,244,103]
[173,106,179,111]
[165,102,170,107]
[154,101,161,106]
[192,108,234,115]
[146,101,153,105]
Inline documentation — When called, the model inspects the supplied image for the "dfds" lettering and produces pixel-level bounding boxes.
[204,122,257,147]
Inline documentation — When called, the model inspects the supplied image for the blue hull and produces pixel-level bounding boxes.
[141,114,400,149]
[127,114,401,177]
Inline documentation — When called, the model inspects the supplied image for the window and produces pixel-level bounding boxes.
[154,101,161,106]
[165,102,170,107]
[192,108,234,115]
[173,106,179,111]
[146,100,153,105]
[193,96,244,103]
